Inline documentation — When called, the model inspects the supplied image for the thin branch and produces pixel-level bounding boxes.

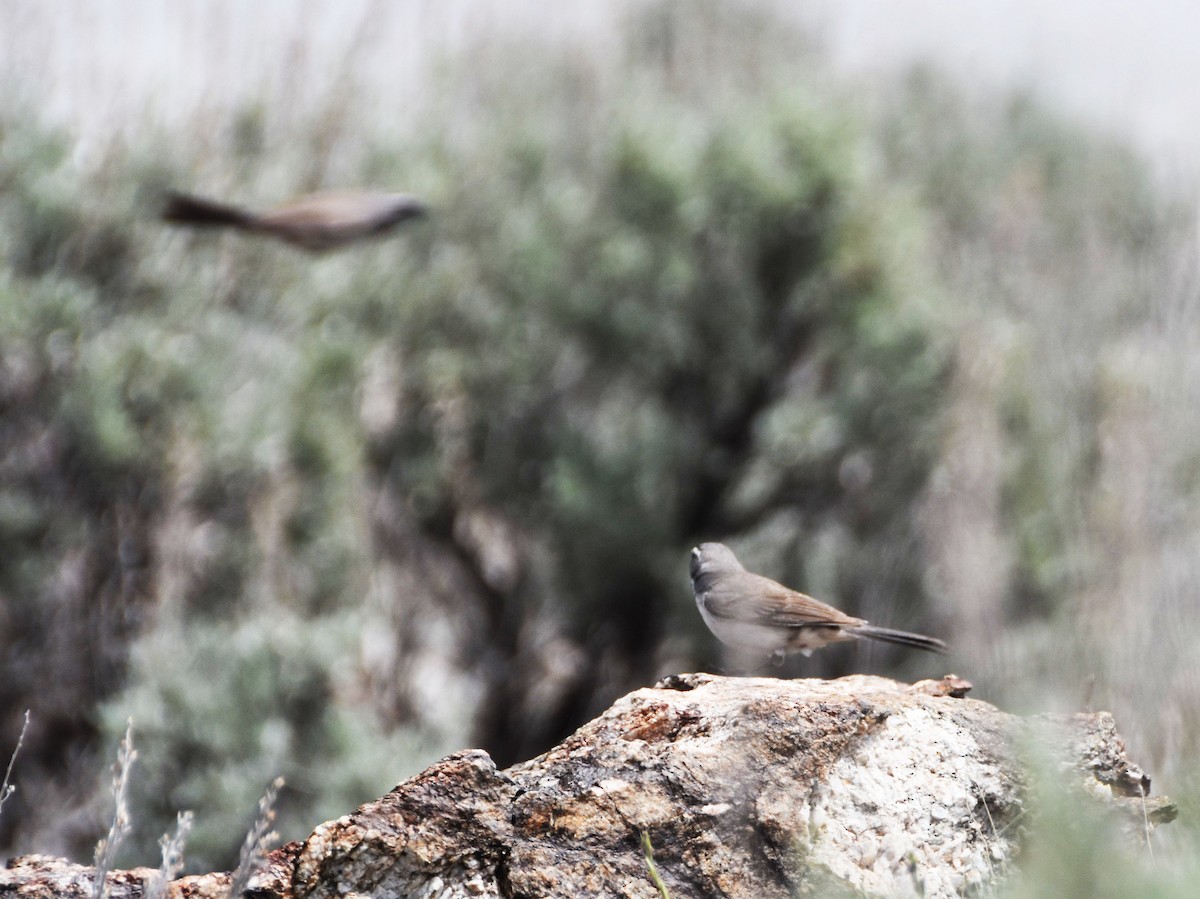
[0,710,30,822]
[978,794,999,884]
[1140,782,1155,864]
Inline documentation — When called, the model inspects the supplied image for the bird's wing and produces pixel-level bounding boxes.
[265,191,422,228]
[706,573,866,629]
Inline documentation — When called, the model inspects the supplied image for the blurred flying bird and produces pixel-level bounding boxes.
[690,542,946,659]
[161,188,427,252]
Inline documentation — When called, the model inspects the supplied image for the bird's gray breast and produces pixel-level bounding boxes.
[690,567,725,601]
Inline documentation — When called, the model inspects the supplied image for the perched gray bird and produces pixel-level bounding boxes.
[690,542,946,658]
[161,188,427,252]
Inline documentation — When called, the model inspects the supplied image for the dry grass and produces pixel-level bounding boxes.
[92,722,136,899]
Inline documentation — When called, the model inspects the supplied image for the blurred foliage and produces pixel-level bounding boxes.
[874,65,1200,728]
[0,0,1198,887]
[385,82,947,646]
[100,613,432,872]
[0,5,951,864]
[1000,744,1195,899]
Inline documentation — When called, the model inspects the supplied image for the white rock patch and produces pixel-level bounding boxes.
[802,705,1010,897]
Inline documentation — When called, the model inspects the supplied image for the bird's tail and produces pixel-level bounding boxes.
[161,191,253,229]
[848,625,947,654]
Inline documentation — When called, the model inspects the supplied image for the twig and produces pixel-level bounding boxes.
[93,720,138,899]
[0,710,30,822]
[226,776,285,899]
[978,794,998,883]
[640,830,671,899]
[1140,782,1155,864]
[144,811,195,899]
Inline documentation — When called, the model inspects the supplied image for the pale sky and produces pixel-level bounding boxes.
[2,1,1197,170]
[802,0,1200,167]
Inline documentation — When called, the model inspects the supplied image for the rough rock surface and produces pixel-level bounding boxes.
[1,674,1175,899]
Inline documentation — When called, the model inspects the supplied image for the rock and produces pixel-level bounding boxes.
[1,674,1175,899]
